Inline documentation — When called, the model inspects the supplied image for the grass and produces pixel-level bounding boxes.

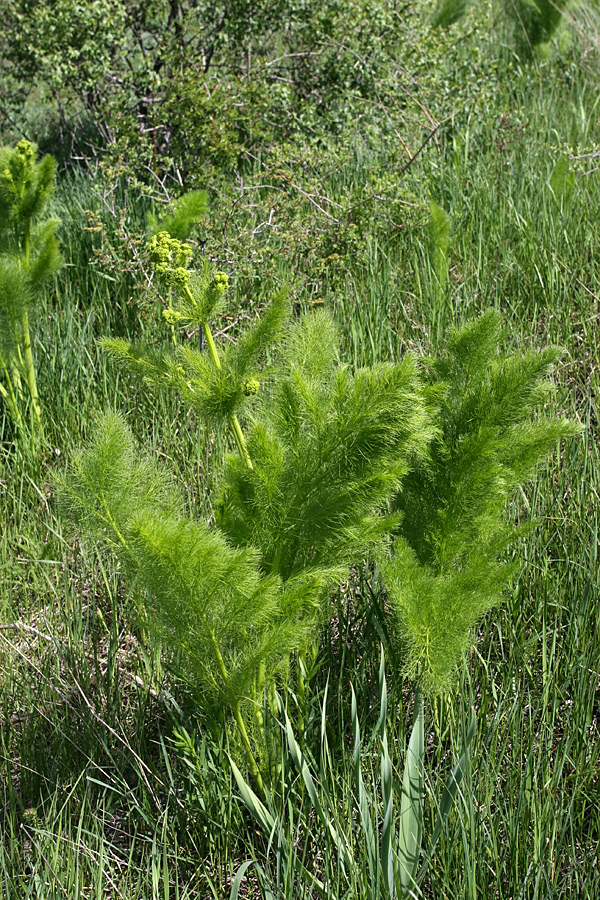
[1,9,599,898]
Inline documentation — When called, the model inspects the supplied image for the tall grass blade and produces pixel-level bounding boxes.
[381,722,396,897]
[228,756,276,836]
[282,703,354,874]
[419,709,477,885]
[398,688,424,897]
[229,860,255,900]
[351,685,377,883]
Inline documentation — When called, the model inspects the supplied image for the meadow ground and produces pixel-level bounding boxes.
[1,4,599,897]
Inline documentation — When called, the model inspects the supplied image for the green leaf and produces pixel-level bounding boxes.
[229,751,330,899]
[381,724,396,897]
[282,703,354,874]
[351,685,377,881]
[228,755,276,837]
[229,860,255,900]
[419,708,477,884]
[398,689,424,896]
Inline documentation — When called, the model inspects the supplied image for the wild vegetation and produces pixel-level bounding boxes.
[1,1,599,898]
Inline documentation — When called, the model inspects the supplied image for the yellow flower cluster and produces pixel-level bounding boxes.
[148,232,192,284]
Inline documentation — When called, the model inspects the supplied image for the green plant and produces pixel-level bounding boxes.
[231,652,476,899]
[57,235,431,790]
[229,312,580,896]
[382,310,581,693]
[0,139,61,437]
[57,241,578,845]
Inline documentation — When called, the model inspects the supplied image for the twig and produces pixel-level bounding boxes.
[551,253,600,307]
[0,621,54,641]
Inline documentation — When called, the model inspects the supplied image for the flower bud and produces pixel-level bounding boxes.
[214,272,228,289]
[149,233,193,285]
[172,267,190,287]
[242,377,260,396]
[15,140,35,164]
[163,308,183,325]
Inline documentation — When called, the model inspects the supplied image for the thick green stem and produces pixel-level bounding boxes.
[0,358,24,431]
[200,318,221,371]
[230,413,253,470]
[270,546,282,576]
[20,308,42,429]
[255,660,266,731]
[232,700,265,796]
[17,222,42,430]
[184,286,253,471]
[9,355,22,400]
[207,625,265,796]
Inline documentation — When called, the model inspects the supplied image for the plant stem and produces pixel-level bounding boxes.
[20,222,42,430]
[184,285,253,470]
[0,358,24,431]
[20,308,42,430]
[255,660,266,730]
[270,546,282,576]
[232,700,265,796]
[199,317,221,371]
[230,413,253,470]
[207,623,265,796]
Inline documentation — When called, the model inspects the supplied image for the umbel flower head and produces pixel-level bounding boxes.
[148,232,230,326]
[162,308,183,325]
[148,232,192,284]
[242,377,260,396]
[0,140,36,194]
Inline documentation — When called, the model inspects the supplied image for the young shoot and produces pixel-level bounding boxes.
[0,140,62,437]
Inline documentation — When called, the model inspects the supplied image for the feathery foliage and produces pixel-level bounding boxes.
[57,412,302,710]
[57,411,311,791]
[151,190,208,241]
[0,139,61,436]
[381,311,581,692]
[217,310,432,586]
[58,250,579,788]
[59,239,433,787]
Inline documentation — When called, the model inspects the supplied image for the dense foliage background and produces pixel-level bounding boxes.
[1,1,599,897]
